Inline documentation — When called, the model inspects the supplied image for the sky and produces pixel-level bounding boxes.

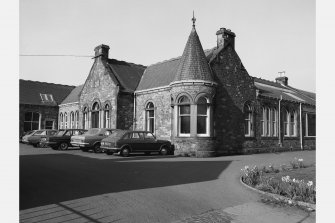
[20,0,315,92]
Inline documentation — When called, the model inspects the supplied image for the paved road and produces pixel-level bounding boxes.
[20,143,315,222]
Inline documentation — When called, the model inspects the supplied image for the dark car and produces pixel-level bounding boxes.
[101,130,173,157]
[70,128,115,153]
[28,129,58,147]
[41,129,87,150]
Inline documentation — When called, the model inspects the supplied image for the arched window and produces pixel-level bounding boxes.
[24,112,40,132]
[145,102,155,133]
[104,104,110,128]
[178,96,191,136]
[70,112,74,129]
[244,104,253,137]
[64,112,68,129]
[59,113,63,129]
[83,107,88,130]
[75,111,79,128]
[196,97,209,136]
[91,102,100,128]
[283,109,297,137]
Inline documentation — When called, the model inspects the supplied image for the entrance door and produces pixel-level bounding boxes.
[92,111,99,128]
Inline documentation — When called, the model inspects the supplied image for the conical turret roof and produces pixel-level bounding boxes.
[173,27,214,82]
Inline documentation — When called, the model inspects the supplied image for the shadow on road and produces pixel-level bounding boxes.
[20,154,231,210]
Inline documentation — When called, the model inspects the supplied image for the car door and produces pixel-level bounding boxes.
[128,132,143,152]
[142,132,157,151]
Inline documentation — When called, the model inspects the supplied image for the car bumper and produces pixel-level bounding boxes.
[71,142,90,147]
[102,147,120,153]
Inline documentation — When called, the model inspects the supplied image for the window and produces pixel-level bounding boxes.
[284,109,297,137]
[70,112,74,128]
[64,113,68,129]
[104,104,110,128]
[83,107,88,129]
[91,102,100,128]
[145,102,155,133]
[261,106,278,137]
[244,104,253,137]
[75,111,79,128]
[104,130,112,136]
[144,132,155,139]
[24,112,39,132]
[178,96,191,136]
[59,113,63,129]
[305,113,316,137]
[45,120,54,129]
[40,94,54,102]
[196,97,209,136]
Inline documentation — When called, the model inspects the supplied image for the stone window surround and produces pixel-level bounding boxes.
[244,103,254,137]
[64,112,68,129]
[59,113,63,129]
[81,100,112,129]
[174,93,213,138]
[145,101,155,134]
[283,109,297,137]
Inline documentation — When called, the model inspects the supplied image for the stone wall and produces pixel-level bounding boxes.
[79,57,118,129]
[210,45,256,154]
[135,89,172,141]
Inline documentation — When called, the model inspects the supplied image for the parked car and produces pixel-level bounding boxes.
[21,130,38,144]
[101,130,173,157]
[70,128,115,153]
[28,129,58,147]
[41,129,87,150]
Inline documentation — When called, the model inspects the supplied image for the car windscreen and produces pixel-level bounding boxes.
[108,130,127,139]
[33,130,45,135]
[56,130,66,136]
[84,129,100,135]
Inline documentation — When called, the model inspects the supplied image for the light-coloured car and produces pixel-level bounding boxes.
[21,130,38,144]
[70,128,115,153]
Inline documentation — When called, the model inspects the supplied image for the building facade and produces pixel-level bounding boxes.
[55,20,315,157]
[19,80,75,136]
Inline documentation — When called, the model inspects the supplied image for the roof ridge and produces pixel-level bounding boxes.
[20,79,76,88]
[107,58,146,68]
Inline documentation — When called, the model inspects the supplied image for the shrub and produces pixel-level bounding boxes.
[290,157,305,169]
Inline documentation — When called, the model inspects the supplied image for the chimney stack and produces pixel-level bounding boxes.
[275,76,288,86]
[216,28,236,49]
[94,44,110,60]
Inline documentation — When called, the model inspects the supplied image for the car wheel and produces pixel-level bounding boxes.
[94,144,102,153]
[59,142,68,150]
[121,147,130,157]
[106,151,114,155]
[160,146,169,156]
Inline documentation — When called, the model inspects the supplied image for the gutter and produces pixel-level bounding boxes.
[278,95,282,147]
[300,103,303,150]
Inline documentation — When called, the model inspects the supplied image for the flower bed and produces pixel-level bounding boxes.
[241,158,316,204]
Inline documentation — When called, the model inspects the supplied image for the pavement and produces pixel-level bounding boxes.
[19,143,316,223]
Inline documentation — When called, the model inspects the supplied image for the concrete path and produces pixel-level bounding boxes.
[20,144,315,222]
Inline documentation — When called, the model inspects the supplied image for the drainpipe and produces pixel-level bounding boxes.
[133,93,136,130]
[300,102,303,150]
[278,96,282,147]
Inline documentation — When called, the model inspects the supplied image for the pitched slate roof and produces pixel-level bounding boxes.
[107,59,146,92]
[136,48,215,91]
[253,77,315,106]
[60,84,84,105]
[173,27,213,83]
[20,79,76,106]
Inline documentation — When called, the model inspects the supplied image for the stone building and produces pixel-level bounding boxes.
[56,18,315,157]
[19,79,75,136]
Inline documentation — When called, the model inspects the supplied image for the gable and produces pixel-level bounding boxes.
[60,85,84,105]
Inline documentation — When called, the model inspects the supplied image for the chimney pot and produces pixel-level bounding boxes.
[275,76,288,86]
[216,27,236,49]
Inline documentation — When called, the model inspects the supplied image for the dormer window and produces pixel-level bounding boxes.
[40,94,54,102]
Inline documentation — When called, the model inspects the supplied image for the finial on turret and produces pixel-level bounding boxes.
[192,11,196,28]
